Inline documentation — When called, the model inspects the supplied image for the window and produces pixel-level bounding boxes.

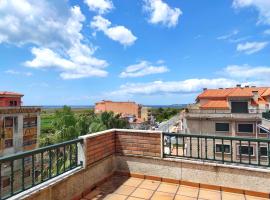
[23,117,37,128]
[215,123,229,132]
[215,144,231,154]
[260,147,268,157]
[260,128,268,134]
[238,124,253,133]
[5,139,13,148]
[9,101,17,107]
[238,146,254,156]
[231,102,248,113]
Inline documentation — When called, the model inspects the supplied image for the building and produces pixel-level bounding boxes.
[0,92,41,194]
[95,100,151,123]
[180,86,270,164]
[182,85,270,137]
[0,92,41,155]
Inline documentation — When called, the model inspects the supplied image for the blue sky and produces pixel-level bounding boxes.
[0,0,270,105]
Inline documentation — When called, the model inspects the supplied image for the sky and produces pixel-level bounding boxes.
[0,0,270,105]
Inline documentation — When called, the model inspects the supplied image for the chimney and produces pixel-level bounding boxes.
[245,85,249,88]
[219,88,223,90]
[252,90,259,101]
[236,84,241,88]
[203,88,207,91]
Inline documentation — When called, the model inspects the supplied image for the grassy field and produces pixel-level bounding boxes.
[41,108,93,130]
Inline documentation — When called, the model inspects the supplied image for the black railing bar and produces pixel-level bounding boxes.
[163,133,270,142]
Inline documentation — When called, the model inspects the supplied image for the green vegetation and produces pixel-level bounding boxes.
[40,106,129,146]
[150,107,182,123]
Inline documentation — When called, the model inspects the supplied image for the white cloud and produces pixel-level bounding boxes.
[84,0,113,14]
[217,30,239,40]
[112,64,270,96]
[111,78,238,96]
[120,61,169,78]
[233,0,270,25]
[25,47,108,80]
[264,29,270,35]
[5,70,32,76]
[236,41,268,54]
[225,65,270,80]
[144,0,182,27]
[0,0,109,79]
[91,15,137,46]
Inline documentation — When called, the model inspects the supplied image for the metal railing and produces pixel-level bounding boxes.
[186,108,267,114]
[0,138,83,200]
[163,133,270,168]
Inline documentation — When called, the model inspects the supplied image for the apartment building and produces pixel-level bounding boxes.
[0,92,41,192]
[95,100,151,123]
[180,86,270,162]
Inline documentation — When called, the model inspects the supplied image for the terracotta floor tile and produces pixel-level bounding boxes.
[222,192,245,200]
[174,195,197,200]
[131,188,154,199]
[177,186,199,198]
[139,180,160,190]
[114,185,136,196]
[126,197,143,200]
[151,191,175,200]
[198,189,221,200]
[157,183,179,194]
[245,196,270,200]
[123,177,143,187]
[103,193,127,200]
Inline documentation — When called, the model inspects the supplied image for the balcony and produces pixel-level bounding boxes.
[1,129,270,200]
[185,108,263,120]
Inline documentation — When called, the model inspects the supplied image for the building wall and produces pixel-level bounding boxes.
[95,101,141,119]
[0,97,22,107]
[0,111,40,157]
[184,118,263,137]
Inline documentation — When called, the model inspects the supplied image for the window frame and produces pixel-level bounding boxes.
[237,123,254,134]
[231,101,249,113]
[259,146,268,157]
[237,145,255,156]
[215,144,231,154]
[215,122,230,133]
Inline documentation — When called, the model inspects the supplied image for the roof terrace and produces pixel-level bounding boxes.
[1,129,270,200]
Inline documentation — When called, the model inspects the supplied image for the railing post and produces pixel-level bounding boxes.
[21,157,25,191]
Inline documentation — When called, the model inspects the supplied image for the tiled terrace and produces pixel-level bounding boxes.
[6,129,270,200]
[81,175,268,200]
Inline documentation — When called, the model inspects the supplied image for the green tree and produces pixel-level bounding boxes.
[51,105,79,142]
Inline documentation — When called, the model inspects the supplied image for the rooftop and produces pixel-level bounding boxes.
[3,129,270,200]
[0,91,23,97]
[197,86,270,100]
[80,174,266,200]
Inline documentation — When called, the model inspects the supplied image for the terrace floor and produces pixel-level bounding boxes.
[80,175,269,200]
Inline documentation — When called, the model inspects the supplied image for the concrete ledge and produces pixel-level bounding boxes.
[79,129,162,139]
[115,155,270,194]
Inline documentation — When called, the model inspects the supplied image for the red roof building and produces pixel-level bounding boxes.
[0,91,24,107]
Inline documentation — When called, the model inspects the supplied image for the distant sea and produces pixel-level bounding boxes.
[41,104,187,110]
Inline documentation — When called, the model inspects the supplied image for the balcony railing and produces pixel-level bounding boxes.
[186,108,266,114]
[163,133,270,168]
[0,138,83,200]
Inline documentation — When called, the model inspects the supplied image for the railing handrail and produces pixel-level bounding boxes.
[163,133,270,142]
[0,138,83,162]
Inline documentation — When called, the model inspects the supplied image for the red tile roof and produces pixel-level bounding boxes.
[0,91,23,96]
[200,100,229,110]
[262,88,270,97]
[198,87,269,99]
